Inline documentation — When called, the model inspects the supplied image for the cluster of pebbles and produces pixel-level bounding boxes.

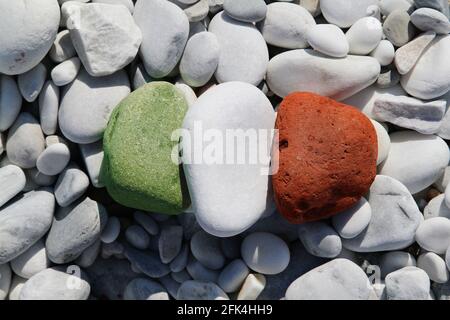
[0,0,450,301]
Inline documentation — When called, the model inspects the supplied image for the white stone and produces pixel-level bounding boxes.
[346,17,383,55]
[267,49,380,100]
[79,140,105,188]
[6,113,45,169]
[237,273,266,300]
[416,217,450,254]
[418,252,449,283]
[65,3,142,76]
[343,175,423,252]
[55,164,89,207]
[0,75,22,132]
[395,31,436,75]
[17,63,47,103]
[92,0,134,13]
[0,263,11,300]
[223,0,267,23]
[380,251,417,278]
[10,240,50,279]
[180,32,220,87]
[306,24,349,58]
[134,0,189,78]
[177,280,229,300]
[0,165,26,208]
[259,2,316,49]
[241,232,290,275]
[385,266,430,300]
[298,222,342,258]
[424,194,450,219]
[59,68,130,144]
[285,259,371,300]
[36,143,71,176]
[49,30,76,63]
[371,120,391,165]
[373,94,446,134]
[218,259,249,293]
[332,198,372,239]
[379,131,450,194]
[209,12,268,86]
[51,57,81,86]
[379,0,415,16]
[8,276,26,300]
[39,81,60,136]
[370,40,395,66]
[411,8,450,34]
[0,0,60,75]
[182,82,275,237]
[401,35,450,100]
[320,0,379,28]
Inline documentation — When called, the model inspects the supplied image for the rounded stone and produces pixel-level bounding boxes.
[383,10,416,47]
[306,24,349,58]
[54,165,90,207]
[332,198,372,239]
[298,222,342,258]
[424,194,450,219]
[223,0,267,22]
[125,225,150,250]
[272,92,377,224]
[51,57,81,87]
[320,0,379,28]
[417,252,449,283]
[371,119,391,165]
[36,143,71,176]
[0,165,26,208]
[385,266,430,300]
[191,231,225,270]
[0,0,60,75]
[379,251,417,278]
[17,63,47,103]
[346,17,383,55]
[124,278,169,300]
[370,40,396,66]
[100,216,121,244]
[10,240,50,279]
[0,75,22,132]
[217,259,249,293]
[241,232,290,275]
[415,217,450,254]
[39,81,60,136]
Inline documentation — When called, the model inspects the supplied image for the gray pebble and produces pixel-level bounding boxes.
[133,211,159,236]
[159,275,180,299]
[10,240,50,279]
[298,222,342,258]
[49,30,77,63]
[186,257,220,282]
[101,241,124,259]
[418,251,449,283]
[171,270,192,283]
[55,164,89,207]
[424,194,450,219]
[79,140,105,188]
[38,81,60,136]
[124,278,169,300]
[159,225,183,264]
[124,246,170,278]
[170,243,190,273]
[100,216,121,244]
[385,266,430,300]
[416,217,450,254]
[411,7,450,34]
[184,0,209,22]
[51,57,81,86]
[191,230,225,270]
[17,63,47,103]
[177,280,229,300]
[36,143,71,176]
[218,259,249,293]
[223,0,267,23]
[0,263,12,300]
[126,225,150,250]
[0,75,22,132]
[177,212,202,240]
[379,251,417,278]
[46,197,108,264]
[414,0,449,17]
[7,275,26,301]
[131,62,153,90]
[376,67,401,88]
[0,165,26,208]
[75,239,102,268]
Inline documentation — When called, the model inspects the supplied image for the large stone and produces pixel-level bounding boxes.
[320,0,379,28]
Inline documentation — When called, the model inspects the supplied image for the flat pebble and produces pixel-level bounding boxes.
[125,225,150,250]
[383,10,416,47]
[191,231,225,270]
[17,63,47,103]
[184,0,209,22]
[332,198,372,239]
[170,244,190,273]
[10,240,50,279]
[51,57,81,86]
[414,0,450,17]
[379,131,450,194]
[306,24,349,58]
[298,222,342,258]
[124,246,170,279]
[218,259,249,293]
[411,8,450,34]
[20,267,91,300]
[6,113,45,169]
[223,0,266,22]
[380,0,415,16]
[100,216,121,244]
[0,165,26,208]
[320,0,379,28]
[54,164,90,207]
[343,175,423,252]
[39,81,60,136]
[237,273,266,300]
[133,212,159,236]
[285,259,371,300]
[124,278,169,300]
[186,258,220,283]
[209,12,268,85]
[385,266,430,300]
[159,225,183,264]
[36,143,71,176]
[0,189,55,264]
[418,252,449,283]
[46,197,108,264]
[177,280,229,300]
[79,141,105,188]
[241,232,290,275]
[0,75,22,132]
[379,251,417,278]
[395,31,436,75]
[415,217,450,254]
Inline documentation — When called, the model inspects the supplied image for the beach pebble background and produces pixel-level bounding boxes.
[0,0,449,301]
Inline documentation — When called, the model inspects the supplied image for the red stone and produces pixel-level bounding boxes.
[272,92,378,224]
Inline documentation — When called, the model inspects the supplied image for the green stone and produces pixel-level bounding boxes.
[100,82,190,214]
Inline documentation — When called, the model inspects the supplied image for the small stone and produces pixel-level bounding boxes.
[26,169,56,188]
[0,189,55,264]
[49,30,76,63]
[376,68,401,88]
[241,232,290,275]
[218,259,249,293]
[285,259,371,300]
[17,63,47,103]
[159,225,183,264]
[101,82,190,214]
[124,278,169,300]
[79,141,105,188]
[298,222,342,258]
[180,32,219,87]
[170,244,190,273]
[7,276,26,301]
[191,231,225,270]
[39,81,60,136]
[237,273,266,300]
[332,198,372,239]
[124,246,170,279]
[414,0,450,17]
[51,57,81,86]
[186,258,220,282]
[177,280,229,300]
[20,267,91,300]
[91,0,134,13]
[10,240,50,279]
[0,263,12,300]
[133,212,159,236]
[370,40,396,66]
[395,31,436,75]
[125,225,150,250]
[36,143,71,176]
[385,266,430,300]
[371,119,391,165]
[380,0,415,16]
[6,113,45,169]
[171,270,192,284]
[55,164,89,207]
[424,194,450,219]
[380,251,417,278]
[379,131,450,194]
[298,0,321,17]
[346,17,383,55]
[415,217,450,254]
[383,10,416,47]
[411,8,450,34]
[75,239,101,268]
[184,0,209,22]
[100,216,121,244]
[0,75,22,132]
[306,24,349,58]
[418,252,449,283]
[0,165,26,208]
[223,0,266,23]
[372,94,446,134]
[46,197,108,264]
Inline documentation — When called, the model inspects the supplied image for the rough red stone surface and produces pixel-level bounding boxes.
[272,92,378,224]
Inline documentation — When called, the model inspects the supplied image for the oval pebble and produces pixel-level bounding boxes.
[0,165,26,208]
[223,0,267,22]
[346,17,383,55]
[124,278,169,300]
[125,225,150,250]
[190,231,225,270]
[51,57,81,87]
[371,119,391,165]
[417,252,449,284]
[54,164,90,207]
[379,251,417,278]
[10,240,50,279]
[370,40,396,66]
[100,216,121,244]
[36,143,71,176]
[0,75,22,132]
[237,273,266,300]
[7,276,26,301]
[306,24,349,58]
[133,212,159,236]
[177,280,229,300]
[320,0,379,28]
[415,217,450,254]
[298,222,343,258]
[424,194,450,219]
[241,232,290,275]
[385,266,430,300]
[49,30,76,63]
[159,225,183,264]
[39,81,60,136]
[332,198,372,239]
[218,259,249,293]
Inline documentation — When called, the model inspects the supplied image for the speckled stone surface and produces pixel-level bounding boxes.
[101,82,190,214]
